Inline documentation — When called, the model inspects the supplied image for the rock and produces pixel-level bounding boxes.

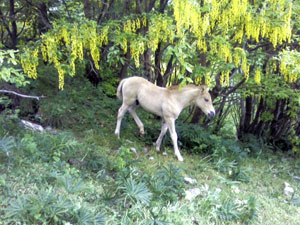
[284,182,294,197]
[130,147,137,154]
[184,177,197,184]
[185,188,201,201]
[231,185,240,194]
[202,184,209,192]
[215,188,222,193]
[143,148,149,154]
[149,156,154,160]
[67,158,85,167]
[126,139,133,144]
[162,152,168,156]
[293,176,300,181]
[45,126,59,135]
[21,120,44,132]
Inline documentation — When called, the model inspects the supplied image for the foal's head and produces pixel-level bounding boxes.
[195,86,215,119]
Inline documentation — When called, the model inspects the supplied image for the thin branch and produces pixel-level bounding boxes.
[223,78,246,97]
[89,60,98,75]
[23,1,52,30]
[0,8,12,37]
[140,56,161,73]
[14,5,25,14]
[16,19,26,37]
[0,90,45,100]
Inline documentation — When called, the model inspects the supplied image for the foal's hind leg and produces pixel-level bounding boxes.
[115,103,129,138]
[155,121,168,151]
[128,105,144,137]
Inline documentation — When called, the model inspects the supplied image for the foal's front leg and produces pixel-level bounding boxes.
[155,121,168,151]
[165,118,184,162]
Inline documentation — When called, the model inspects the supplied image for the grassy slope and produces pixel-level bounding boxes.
[1,80,300,224]
[128,148,300,224]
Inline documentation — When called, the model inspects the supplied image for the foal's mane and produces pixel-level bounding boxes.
[167,84,200,90]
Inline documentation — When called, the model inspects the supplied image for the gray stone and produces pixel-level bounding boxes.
[185,188,201,201]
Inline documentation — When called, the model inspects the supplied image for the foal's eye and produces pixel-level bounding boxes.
[204,98,209,102]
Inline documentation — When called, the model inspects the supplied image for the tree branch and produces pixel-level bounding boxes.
[0,8,12,37]
[0,90,45,100]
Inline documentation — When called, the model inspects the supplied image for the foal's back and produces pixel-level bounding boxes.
[122,77,167,116]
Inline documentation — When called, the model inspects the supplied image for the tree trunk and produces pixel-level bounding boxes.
[190,108,204,124]
[237,96,252,139]
[83,0,92,19]
[119,50,131,79]
[37,3,52,33]
[162,54,175,86]
[248,98,265,135]
[191,53,213,124]
[159,0,168,13]
[9,0,17,49]
[154,43,163,86]
[243,96,253,133]
[143,48,152,81]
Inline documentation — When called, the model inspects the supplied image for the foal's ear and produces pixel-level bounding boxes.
[200,85,209,93]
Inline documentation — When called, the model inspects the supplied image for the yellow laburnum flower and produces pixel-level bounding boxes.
[225,71,230,86]
[254,68,261,85]
[205,73,211,86]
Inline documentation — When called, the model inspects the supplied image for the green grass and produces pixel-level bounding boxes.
[0,79,300,224]
[1,128,299,224]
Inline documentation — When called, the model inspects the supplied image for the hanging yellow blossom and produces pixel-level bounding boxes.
[254,68,261,84]
[205,72,211,86]
[130,36,145,67]
[20,48,39,79]
[279,50,300,83]
[225,71,230,86]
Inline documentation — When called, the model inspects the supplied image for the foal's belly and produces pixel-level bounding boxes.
[136,85,167,117]
[137,92,164,117]
[139,101,163,117]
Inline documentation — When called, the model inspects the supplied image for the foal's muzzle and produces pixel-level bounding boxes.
[207,111,215,119]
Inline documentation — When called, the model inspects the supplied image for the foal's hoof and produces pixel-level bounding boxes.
[139,133,144,138]
[177,155,184,162]
[115,132,120,139]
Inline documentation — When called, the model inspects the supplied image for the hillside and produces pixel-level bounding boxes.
[1,80,299,225]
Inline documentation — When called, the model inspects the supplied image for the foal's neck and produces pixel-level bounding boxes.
[171,87,199,109]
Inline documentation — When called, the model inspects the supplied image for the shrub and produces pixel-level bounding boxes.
[176,122,211,151]
[4,189,105,225]
[0,136,15,159]
[115,146,135,170]
[198,186,257,224]
[215,197,257,223]
[150,164,185,202]
[175,122,246,158]
[38,78,108,129]
[0,97,21,136]
[120,177,153,206]
[18,132,79,163]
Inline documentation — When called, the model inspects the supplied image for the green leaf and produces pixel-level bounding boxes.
[95,212,106,225]
[122,178,152,205]
[57,175,87,194]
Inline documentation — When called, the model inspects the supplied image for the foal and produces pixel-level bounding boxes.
[114,76,215,161]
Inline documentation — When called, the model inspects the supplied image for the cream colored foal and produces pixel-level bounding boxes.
[115,76,215,162]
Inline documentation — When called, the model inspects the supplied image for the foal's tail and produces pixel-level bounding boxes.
[116,78,126,99]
